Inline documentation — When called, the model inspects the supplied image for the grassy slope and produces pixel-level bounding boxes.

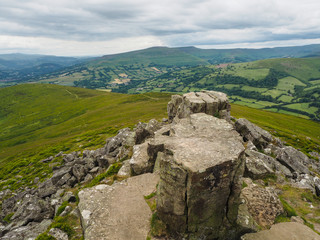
[0,84,171,190]
[0,84,319,191]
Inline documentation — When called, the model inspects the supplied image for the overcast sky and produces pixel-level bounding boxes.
[0,0,320,56]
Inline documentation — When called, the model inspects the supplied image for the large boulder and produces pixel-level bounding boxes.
[78,173,159,240]
[235,118,273,149]
[241,222,320,240]
[275,146,310,174]
[154,113,245,239]
[167,91,231,122]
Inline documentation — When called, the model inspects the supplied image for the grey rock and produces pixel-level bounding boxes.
[72,164,87,182]
[10,194,54,228]
[244,150,292,179]
[48,227,69,240]
[129,142,153,175]
[66,176,77,188]
[37,179,57,198]
[89,166,101,174]
[167,91,231,122]
[56,173,72,187]
[292,174,315,192]
[145,119,162,134]
[97,155,110,168]
[117,160,132,178]
[60,206,72,217]
[41,156,54,163]
[134,122,151,144]
[62,192,77,203]
[155,113,245,239]
[51,167,72,185]
[235,118,273,149]
[78,173,159,240]
[105,128,135,154]
[83,174,93,183]
[0,219,52,240]
[241,222,320,240]
[275,146,310,174]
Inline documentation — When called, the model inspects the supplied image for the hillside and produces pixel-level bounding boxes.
[19,44,320,89]
[0,87,320,239]
[115,57,320,121]
[0,84,319,193]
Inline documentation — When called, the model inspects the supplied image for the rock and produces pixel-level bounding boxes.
[244,150,292,179]
[37,179,57,198]
[41,156,54,163]
[310,151,320,161]
[167,91,231,122]
[105,128,135,155]
[240,179,283,228]
[97,156,110,168]
[78,173,159,240]
[241,222,320,240]
[56,173,72,187]
[235,118,273,149]
[66,176,77,188]
[291,216,304,224]
[275,146,310,174]
[72,164,87,182]
[117,160,132,178]
[146,119,162,134]
[89,166,101,174]
[62,192,77,203]
[129,142,153,175]
[83,174,93,183]
[10,194,54,229]
[63,152,79,163]
[0,219,52,240]
[48,227,69,240]
[154,113,245,239]
[60,206,72,217]
[314,177,320,196]
[134,122,151,144]
[51,167,72,185]
[292,174,315,192]
[33,177,40,184]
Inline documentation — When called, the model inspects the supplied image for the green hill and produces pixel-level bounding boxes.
[0,84,319,192]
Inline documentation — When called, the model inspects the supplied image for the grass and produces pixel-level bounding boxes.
[0,84,171,191]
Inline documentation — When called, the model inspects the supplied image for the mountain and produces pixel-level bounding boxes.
[0,54,91,87]
[0,85,320,239]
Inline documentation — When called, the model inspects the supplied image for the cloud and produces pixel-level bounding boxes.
[0,0,319,55]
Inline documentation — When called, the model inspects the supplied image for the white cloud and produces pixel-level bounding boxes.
[0,0,319,55]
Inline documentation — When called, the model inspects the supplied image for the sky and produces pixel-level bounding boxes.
[0,0,320,56]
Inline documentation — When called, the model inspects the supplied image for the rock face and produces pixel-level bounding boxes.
[241,222,320,240]
[153,113,245,239]
[167,91,231,122]
[78,173,159,240]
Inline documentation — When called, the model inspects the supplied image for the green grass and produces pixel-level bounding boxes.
[0,84,171,191]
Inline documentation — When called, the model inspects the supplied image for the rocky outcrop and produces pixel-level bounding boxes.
[241,222,320,240]
[167,91,231,122]
[78,173,159,240]
[153,113,245,239]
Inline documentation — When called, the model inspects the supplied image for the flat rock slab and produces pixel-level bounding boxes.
[78,173,159,240]
[241,222,320,240]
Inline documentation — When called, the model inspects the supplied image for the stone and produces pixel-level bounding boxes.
[83,174,93,183]
[66,176,77,187]
[55,173,72,187]
[51,167,72,185]
[240,179,283,228]
[72,164,87,182]
[78,173,159,240]
[291,216,304,224]
[275,146,310,174]
[0,219,52,240]
[48,228,69,240]
[105,128,135,155]
[167,91,231,122]
[62,191,77,203]
[10,194,54,228]
[117,160,132,178]
[37,179,57,198]
[135,122,151,144]
[244,150,292,179]
[129,142,153,175]
[154,113,245,239]
[235,118,273,149]
[241,222,320,240]
[41,156,54,163]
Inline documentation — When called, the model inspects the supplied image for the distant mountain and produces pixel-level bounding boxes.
[2,44,320,88]
[178,44,320,63]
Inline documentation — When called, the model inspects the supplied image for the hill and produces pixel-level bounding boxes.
[114,57,320,121]
[0,54,91,87]
[15,44,320,88]
[0,84,319,193]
